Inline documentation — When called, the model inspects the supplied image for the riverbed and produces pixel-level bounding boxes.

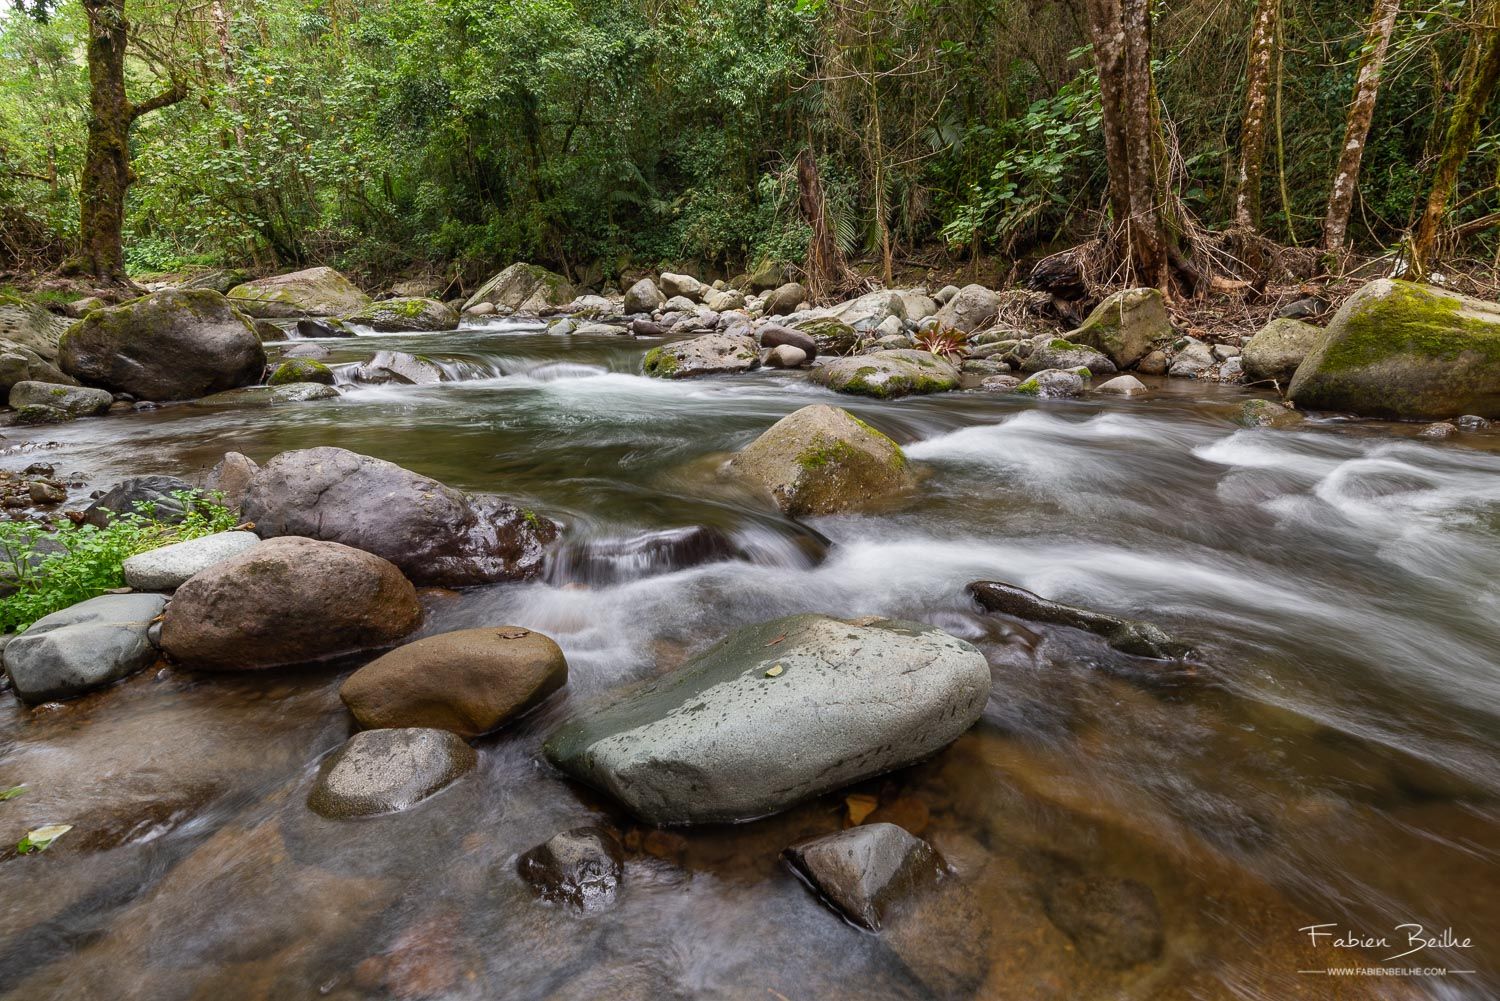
[1,320,1496,1000]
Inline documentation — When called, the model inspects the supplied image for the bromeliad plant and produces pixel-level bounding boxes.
[913,326,967,363]
[0,490,237,633]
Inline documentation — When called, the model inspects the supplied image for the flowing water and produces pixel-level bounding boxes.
[1,320,1497,1000]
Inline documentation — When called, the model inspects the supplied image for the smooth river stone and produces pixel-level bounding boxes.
[3,592,167,703]
[543,614,991,825]
[307,728,477,819]
[122,531,262,592]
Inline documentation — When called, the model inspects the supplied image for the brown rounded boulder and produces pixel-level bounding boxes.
[161,536,422,671]
[339,627,567,737]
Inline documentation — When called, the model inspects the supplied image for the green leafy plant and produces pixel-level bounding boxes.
[913,326,967,362]
[0,490,237,634]
[16,823,70,855]
[0,786,24,802]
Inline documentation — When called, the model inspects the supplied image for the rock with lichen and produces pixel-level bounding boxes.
[810,349,959,398]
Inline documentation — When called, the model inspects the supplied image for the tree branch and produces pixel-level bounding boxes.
[129,80,188,121]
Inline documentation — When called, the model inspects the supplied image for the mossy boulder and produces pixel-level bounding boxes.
[1237,399,1305,428]
[1021,338,1117,375]
[1242,317,1321,384]
[463,263,574,313]
[177,268,248,294]
[1288,279,1500,419]
[791,317,859,355]
[0,293,76,396]
[8,380,113,416]
[344,297,460,332]
[59,289,266,401]
[727,404,915,516]
[268,357,335,386]
[1015,369,1085,398]
[1069,287,1171,369]
[809,349,960,398]
[197,383,340,407]
[228,266,371,319]
[642,332,760,378]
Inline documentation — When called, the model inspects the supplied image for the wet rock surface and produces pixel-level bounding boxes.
[642,332,760,378]
[517,826,625,909]
[1039,869,1164,970]
[340,626,568,736]
[810,350,960,398]
[783,823,942,930]
[968,580,1191,659]
[544,614,991,824]
[307,727,477,819]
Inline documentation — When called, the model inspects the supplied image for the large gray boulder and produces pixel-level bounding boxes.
[623,278,667,314]
[239,446,558,587]
[1020,339,1118,376]
[463,263,574,313]
[659,273,708,302]
[642,332,760,378]
[932,284,999,333]
[307,728,477,819]
[0,293,76,396]
[1069,287,1171,369]
[353,350,443,385]
[761,282,808,316]
[1241,317,1322,384]
[809,349,960,398]
[544,614,991,825]
[3,592,166,703]
[825,290,907,331]
[228,266,371,319]
[727,404,914,516]
[58,290,266,401]
[8,381,112,417]
[122,531,262,592]
[1289,279,1500,419]
[344,297,459,332]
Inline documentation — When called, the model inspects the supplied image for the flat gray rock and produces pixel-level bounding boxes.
[307,727,477,819]
[544,614,991,824]
[3,592,167,703]
[122,531,261,592]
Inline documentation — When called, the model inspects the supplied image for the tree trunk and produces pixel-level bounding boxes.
[64,0,186,281]
[1086,0,1172,289]
[1233,0,1280,230]
[797,147,844,301]
[1322,0,1400,254]
[1410,8,1500,274]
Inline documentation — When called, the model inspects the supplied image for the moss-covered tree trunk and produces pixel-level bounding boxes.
[1233,0,1280,230]
[64,0,185,282]
[1410,9,1500,275]
[1086,0,1174,289]
[1322,0,1400,255]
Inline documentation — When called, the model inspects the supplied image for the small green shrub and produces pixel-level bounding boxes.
[0,491,238,633]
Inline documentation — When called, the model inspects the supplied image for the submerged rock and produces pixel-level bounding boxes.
[122,531,262,592]
[810,349,960,398]
[968,580,1190,659]
[307,728,477,819]
[240,446,558,587]
[1040,872,1164,969]
[354,350,443,385]
[1069,287,1171,369]
[463,263,574,313]
[2,592,166,703]
[196,383,340,406]
[1236,398,1305,428]
[59,289,266,401]
[340,626,567,737]
[783,823,943,930]
[727,404,914,516]
[546,525,739,586]
[344,297,459,332]
[517,826,625,909]
[229,266,371,319]
[642,332,760,378]
[160,536,422,671]
[1289,278,1500,419]
[544,614,990,825]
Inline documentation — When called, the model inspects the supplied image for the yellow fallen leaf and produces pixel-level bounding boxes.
[845,794,878,825]
[765,664,784,677]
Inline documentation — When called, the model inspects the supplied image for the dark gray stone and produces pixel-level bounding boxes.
[8,381,113,417]
[517,826,625,909]
[82,476,199,528]
[783,823,942,930]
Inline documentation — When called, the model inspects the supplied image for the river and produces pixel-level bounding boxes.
[1,319,1496,999]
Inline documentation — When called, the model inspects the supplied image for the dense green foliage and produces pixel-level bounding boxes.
[0,492,238,632]
[0,0,1495,282]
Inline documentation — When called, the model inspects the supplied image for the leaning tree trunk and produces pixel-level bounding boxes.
[1409,9,1500,275]
[64,0,185,281]
[1322,0,1400,255]
[1233,0,1280,230]
[797,147,845,301]
[1086,0,1173,289]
